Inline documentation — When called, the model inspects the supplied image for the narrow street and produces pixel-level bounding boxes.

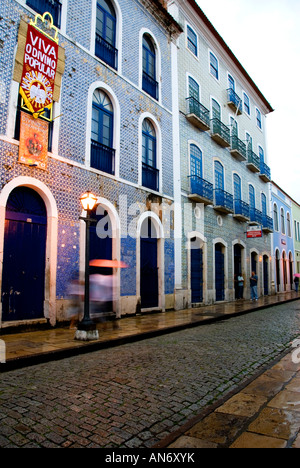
[0,301,300,448]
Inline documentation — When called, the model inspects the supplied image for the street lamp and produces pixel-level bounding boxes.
[75,191,99,341]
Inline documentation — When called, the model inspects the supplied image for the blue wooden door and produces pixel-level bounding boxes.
[191,244,203,303]
[1,188,47,321]
[215,244,225,301]
[263,256,269,296]
[140,219,158,309]
[89,209,113,311]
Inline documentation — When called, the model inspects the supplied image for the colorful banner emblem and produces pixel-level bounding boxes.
[20,23,58,117]
[19,111,48,170]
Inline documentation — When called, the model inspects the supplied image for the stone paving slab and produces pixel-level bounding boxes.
[166,351,300,449]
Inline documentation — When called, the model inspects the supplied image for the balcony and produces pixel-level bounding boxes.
[214,188,234,214]
[142,162,159,192]
[230,135,247,162]
[91,140,115,175]
[249,208,262,225]
[246,150,260,173]
[259,162,271,182]
[188,175,213,205]
[185,97,210,131]
[142,72,159,101]
[95,34,118,70]
[26,0,62,28]
[227,88,243,115]
[211,118,231,148]
[262,215,273,233]
[233,199,250,222]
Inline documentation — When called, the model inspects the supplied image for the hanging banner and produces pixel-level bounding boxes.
[19,111,48,170]
[19,19,59,118]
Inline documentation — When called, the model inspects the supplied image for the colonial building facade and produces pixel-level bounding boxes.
[0,0,182,328]
[271,182,295,293]
[168,0,274,307]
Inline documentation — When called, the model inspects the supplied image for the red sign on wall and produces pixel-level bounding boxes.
[247,226,262,238]
[20,23,58,117]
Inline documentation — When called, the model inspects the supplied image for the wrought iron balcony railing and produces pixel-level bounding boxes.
[249,208,262,224]
[214,188,234,213]
[91,140,115,175]
[211,118,231,147]
[259,162,271,182]
[142,72,159,101]
[234,199,250,220]
[246,150,260,172]
[227,88,243,115]
[188,175,213,204]
[262,215,273,232]
[230,135,247,161]
[95,34,118,70]
[26,0,62,28]
[142,162,159,192]
[185,97,210,131]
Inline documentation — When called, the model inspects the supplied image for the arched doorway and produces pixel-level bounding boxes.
[289,252,293,290]
[1,187,47,321]
[283,251,287,291]
[215,243,225,301]
[263,255,269,296]
[234,244,242,299]
[190,237,203,304]
[275,249,280,292]
[140,217,158,309]
[89,206,113,312]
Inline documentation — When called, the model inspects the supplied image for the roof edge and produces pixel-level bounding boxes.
[186,0,274,114]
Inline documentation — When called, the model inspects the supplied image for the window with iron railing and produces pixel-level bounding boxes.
[26,0,62,28]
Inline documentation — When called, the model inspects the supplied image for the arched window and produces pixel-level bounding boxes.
[212,99,221,120]
[274,203,279,231]
[142,35,158,100]
[281,208,285,234]
[190,144,202,179]
[233,174,241,201]
[287,212,291,237]
[142,119,158,191]
[188,77,200,101]
[249,185,255,209]
[210,52,219,80]
[214,161,224,191]
[187,25,197,56]
[261,193,267,217]
[96,0,118,69]
[91,89,115,174]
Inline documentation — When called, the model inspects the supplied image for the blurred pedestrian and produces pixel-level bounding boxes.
[294,276,299,293]
[67,278,84,329]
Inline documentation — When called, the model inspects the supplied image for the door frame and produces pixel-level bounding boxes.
[136,211,165,312]
[0,177,58,327]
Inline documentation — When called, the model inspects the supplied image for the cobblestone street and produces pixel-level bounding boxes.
[1,301,300,448]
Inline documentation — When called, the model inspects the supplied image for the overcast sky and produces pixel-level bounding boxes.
[196,0,300,203]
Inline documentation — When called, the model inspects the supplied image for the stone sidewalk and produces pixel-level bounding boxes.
[0,291,299,371]
[162,349,300,449]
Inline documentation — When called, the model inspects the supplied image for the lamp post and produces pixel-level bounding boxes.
[75,191,99,341]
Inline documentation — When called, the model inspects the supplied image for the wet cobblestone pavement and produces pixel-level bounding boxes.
[0,300,300,448]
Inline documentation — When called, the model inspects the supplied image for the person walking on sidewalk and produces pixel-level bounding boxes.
[250,271,258,301]
[294,276,299,293]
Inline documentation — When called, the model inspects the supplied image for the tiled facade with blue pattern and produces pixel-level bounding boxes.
[0,0,180,325]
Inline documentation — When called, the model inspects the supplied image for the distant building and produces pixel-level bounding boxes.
[292,200,300,275]
[168,0,274,307]
[270,182,295,292]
